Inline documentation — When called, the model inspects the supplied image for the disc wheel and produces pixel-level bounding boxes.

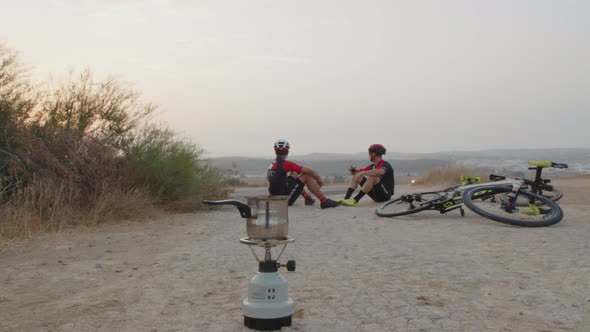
[375,192,445,217]
[463,186,563,227]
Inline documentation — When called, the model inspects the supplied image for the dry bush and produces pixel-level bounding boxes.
[84,186,158,226]
[4,131,126,203]
[0,113,163,239]
[0,178,157,239]
[0,178,79,238]
[413,164,492,187]
[0,45,230,239]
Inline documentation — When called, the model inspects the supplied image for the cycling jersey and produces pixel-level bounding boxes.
[359,160,394,196]
[267,158,304,195]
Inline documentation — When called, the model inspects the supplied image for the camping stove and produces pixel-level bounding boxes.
[203,196,296,331]
[240,237,295,330]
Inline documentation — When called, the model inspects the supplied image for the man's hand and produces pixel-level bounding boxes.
[348,164,358,174]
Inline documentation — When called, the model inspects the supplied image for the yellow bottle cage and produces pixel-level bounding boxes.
[460,175,482,185]
[528,160,552,168]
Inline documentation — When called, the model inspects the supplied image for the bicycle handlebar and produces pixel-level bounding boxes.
[551,162,568,169]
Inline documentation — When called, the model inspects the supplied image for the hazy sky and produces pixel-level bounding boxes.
[1,0,589,157]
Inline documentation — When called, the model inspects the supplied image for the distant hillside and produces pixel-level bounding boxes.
[209,157,451,177]
[209,148,590,177]
[292,148,590,162]
[396,148,590,161]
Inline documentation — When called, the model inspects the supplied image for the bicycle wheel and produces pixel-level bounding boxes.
[375,192,445,217]
[463,186,563,227]
[499,187,563,206]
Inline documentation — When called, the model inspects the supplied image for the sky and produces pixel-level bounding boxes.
[1,0,589,157]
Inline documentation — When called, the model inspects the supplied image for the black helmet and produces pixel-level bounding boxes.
[368,144,386,155]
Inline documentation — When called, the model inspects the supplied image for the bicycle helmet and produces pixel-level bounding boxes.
[368,144,386,155]
[274,138,290,152]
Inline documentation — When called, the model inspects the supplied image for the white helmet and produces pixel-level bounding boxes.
[273,138,290,151]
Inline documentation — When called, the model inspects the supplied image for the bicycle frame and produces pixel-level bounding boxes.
[492,161,567,198]
[422,179,532,216]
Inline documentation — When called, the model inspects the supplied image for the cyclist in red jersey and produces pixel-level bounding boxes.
[267,139,340,209]
[340,144,394,206]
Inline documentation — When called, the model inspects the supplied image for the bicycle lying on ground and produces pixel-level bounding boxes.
[493,160,567,205]
[375,160,568,227]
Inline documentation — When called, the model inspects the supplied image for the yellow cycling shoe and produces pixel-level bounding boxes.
[340,198,359,206]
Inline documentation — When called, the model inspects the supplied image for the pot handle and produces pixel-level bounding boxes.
[203,199,252,218]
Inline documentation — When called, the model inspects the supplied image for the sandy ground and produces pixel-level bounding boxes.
[1,178,589,332]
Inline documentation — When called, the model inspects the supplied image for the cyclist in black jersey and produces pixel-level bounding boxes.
[340,144,394,206]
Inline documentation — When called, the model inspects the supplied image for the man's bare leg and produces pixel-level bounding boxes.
[298,174,340,209]
[360,176,380,193]
[298,174,324,199]
[344,174,379,199]
[342,175,380,205]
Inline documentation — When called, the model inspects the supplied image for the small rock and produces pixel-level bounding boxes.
[106,250,112,253]
[115,269,123,273]
[292,308,304,318]
[95,264,103,268]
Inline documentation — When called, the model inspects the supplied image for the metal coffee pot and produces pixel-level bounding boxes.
[204,195,290,241]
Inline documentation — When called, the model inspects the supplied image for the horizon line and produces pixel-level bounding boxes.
[206,146,590,159]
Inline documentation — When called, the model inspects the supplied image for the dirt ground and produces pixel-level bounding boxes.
[1,178,589,331]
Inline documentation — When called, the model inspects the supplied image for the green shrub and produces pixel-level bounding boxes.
[125,125,230,210]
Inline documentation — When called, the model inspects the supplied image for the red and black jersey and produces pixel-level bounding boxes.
[360,160,394,195]
[267,158,303,195]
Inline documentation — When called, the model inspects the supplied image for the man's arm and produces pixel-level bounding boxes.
[301,166,324,187]
[358,168,385,177]
[356,163,386,177]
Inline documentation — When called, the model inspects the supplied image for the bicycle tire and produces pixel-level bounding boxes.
[375,192,445,217]
[463,186,563,227]
[499,187,563,206]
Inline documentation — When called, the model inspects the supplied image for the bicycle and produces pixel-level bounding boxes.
[491,160,568,206]
[375,174,564,227]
